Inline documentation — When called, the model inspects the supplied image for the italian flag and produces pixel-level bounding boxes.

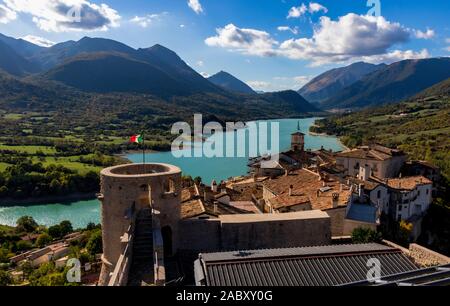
[130,134,143,144]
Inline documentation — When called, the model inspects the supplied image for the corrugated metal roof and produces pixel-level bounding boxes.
[196,243,419,286]
[201,243,393,262]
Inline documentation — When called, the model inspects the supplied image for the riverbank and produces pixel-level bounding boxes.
[0,192,97,207]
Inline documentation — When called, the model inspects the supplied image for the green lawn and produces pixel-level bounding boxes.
[3,113,24,120]
[0,144,57,154]
[31,156,102,174]
[0,162,11,172]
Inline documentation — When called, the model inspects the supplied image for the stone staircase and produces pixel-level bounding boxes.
[128,209,155,286]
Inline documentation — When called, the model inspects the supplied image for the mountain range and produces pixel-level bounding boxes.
[298,62,386,103]
[208,71,256,94]
[320,58,450,109]
[0,32,449,114]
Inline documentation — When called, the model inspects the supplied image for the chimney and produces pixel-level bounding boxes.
[253,173,257,182]
[211,180,218,193]
[359,164,370,181]
[340,184,343,193]
[332,193,339,208]
[289,185,294,196]
[213,202,218,214]
[204,190,208,202]
[358,184,364,198]
[284,169,289,177]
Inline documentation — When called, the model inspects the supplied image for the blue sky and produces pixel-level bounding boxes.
[0,0,449,91]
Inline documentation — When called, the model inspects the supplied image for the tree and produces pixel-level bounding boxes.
[0,270,12,286]
[16,216,38,233]
[36,233,52,248]
[351,227,382,244]
[16,240,33,252]
[48,225,62,239]
[59,221,73,237]
[86,231,102,256]
[86,223,97,231]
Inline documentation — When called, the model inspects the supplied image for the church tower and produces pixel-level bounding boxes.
[291,132,305,152]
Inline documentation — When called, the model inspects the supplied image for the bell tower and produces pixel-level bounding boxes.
[291,132,305,152]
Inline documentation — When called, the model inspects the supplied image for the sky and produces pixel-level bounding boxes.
[0,0,449,92]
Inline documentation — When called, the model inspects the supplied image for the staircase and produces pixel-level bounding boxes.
[128,209,155,286]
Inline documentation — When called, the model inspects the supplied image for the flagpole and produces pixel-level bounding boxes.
[142,132,146,174]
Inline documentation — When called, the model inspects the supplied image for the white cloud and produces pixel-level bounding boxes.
[206,14,431,66]
[0,3,16,23]
[200,72,210,78]
[179,24,185,28]
[130,13,166,28]
[4,0,120,32]
[287,2,327,19]
[287,3,307,18]
[446,38,450,44]
[277,26,299,35]
[196,60,204,67]
[205,23,278,57]
[278,14,421,65]
[247,76,313,92]
[414,28,435,39]
[21,35,55,47]
[308,2,328,14]
[246,81,271,91]
[187,0,203,14]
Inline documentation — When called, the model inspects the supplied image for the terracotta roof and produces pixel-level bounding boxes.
[263,169,351,211]
[386,176,432,191]
[347,177,380,191]
[267,194,311,210]
[337,145,405,161]
[181,186,198,202]
[228,201,261,214]
[181,199,206,219]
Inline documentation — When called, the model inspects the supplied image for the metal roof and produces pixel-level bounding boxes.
[195,243,419,286]
[343,264,450,286]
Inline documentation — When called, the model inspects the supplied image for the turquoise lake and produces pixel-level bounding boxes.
[0,118,344,228]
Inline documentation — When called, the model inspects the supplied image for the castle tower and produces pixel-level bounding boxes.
[97,163,181,286]
[291,132,305,152]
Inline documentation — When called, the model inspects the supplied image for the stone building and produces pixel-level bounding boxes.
[97,163,182,286]
[336,144,407,178]
[98,163,334,286]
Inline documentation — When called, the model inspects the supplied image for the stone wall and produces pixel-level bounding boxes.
[179,210,331,252]
[179,218,222,251]
[325,207,346,236]
[409,243,450,267]
[343,219,377,236]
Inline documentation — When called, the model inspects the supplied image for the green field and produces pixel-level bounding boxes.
[0,162,11,172]
[0,144,57,154]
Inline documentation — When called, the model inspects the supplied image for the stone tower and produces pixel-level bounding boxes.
[291,132,305,152]
[97,163,181,286]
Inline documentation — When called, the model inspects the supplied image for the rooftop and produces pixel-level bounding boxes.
[263,169,351,211]
[337,144,405,161]
[219,209,329,224]
[195,243,418,286]
[385,176,433,191]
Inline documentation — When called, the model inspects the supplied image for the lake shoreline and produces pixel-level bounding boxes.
[0,192,97,207]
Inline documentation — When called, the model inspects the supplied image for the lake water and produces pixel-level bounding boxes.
[0,118,343,227]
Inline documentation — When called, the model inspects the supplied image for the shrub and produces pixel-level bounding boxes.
[86,231,102,256]
[36,233,52,248]
[48,225,62,239]
[351,227,382,244]
[16,216,38,233]
[16,240,33,252]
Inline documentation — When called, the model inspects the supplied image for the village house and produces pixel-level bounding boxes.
[336,144,407,179]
